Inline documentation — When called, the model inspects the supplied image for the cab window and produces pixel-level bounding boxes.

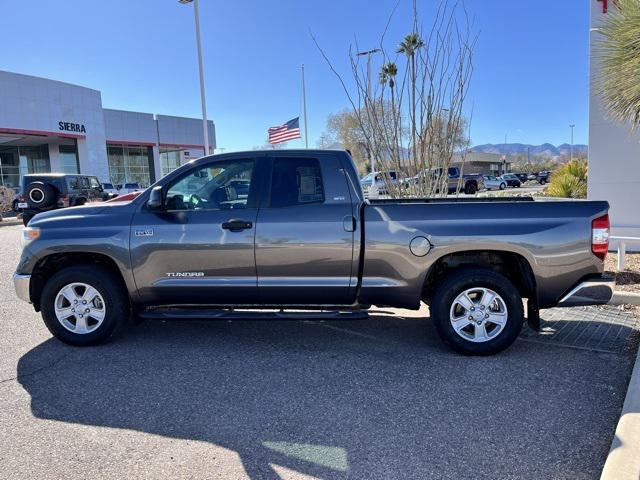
[165,159,254,211]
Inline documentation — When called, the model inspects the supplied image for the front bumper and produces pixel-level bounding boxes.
[13,273,31,304]
[557,275,615,307]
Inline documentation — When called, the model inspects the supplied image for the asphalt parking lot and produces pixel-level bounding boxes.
[0,223,637,480]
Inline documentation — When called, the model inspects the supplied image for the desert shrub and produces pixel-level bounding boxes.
[546,160,588,199]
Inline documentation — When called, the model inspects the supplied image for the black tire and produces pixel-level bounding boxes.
[515,183,521,188]
[12,199,19,212]
[26,182,56,208]
[21,214,33,226]
[464,182,477,195]
[40,265,129,346]
[499,183,506,190]
[539,179,546,185]
[430,268,524,355]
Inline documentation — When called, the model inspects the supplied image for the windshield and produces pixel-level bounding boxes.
[361,173,374,183]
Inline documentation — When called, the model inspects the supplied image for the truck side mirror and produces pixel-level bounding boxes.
[147,186,163,210]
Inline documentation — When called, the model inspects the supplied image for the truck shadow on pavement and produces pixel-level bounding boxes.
[16,314,636,479]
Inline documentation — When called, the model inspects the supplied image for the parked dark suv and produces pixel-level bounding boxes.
[537,171,551,185]
[18,174,108,225]
[512,173,529,184]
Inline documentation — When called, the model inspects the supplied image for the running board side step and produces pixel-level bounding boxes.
[138,309,370,321]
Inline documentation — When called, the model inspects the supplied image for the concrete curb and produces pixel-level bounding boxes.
[611,291,640,306]
[601,344,640,479]
[0,219,21,227]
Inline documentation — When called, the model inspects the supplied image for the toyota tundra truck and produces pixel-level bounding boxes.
[13,149,613,355]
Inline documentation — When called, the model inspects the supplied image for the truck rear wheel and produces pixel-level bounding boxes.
[430,269,524,355]
[464,183,477,195]
[40,265,129,346]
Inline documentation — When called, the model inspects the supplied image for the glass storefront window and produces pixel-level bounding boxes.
[107,144,153,188]
[59,144,80,174]
[159,148,182,178]
[0,144,50,190]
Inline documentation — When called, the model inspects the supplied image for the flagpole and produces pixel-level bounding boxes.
[302,64,309,148]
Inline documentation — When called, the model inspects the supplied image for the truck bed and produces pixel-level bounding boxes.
[369,196,534,204]
[360,198,609,309]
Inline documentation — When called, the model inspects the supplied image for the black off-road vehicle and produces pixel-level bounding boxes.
[18,174,109,225]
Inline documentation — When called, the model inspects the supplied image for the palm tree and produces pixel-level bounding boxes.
[380,62,400,164]
[379,62,397,88]
[598,0,640,128]
[398,33,424,164]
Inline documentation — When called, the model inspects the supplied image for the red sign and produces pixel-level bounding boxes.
[598,0,619,13]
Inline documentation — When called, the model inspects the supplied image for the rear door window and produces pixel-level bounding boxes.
[270,157,324,207]
[67,176,80,190]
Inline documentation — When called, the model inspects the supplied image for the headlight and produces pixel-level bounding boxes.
[21,227,40,247]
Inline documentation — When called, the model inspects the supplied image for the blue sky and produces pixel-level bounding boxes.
[1,0,589,151]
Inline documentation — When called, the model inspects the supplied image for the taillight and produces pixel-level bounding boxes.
[57,194,69,207]
[591,214,610,260]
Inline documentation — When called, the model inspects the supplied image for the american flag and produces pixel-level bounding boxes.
[268,117,301,144]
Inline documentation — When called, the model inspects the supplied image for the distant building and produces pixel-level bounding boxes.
[452,152,511,175]
[0,70,216,190]
[589,0,640,244]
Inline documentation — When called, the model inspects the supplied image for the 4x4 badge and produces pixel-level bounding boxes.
[134,228,154,237]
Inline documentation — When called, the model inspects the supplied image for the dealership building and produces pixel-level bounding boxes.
[589,0,640,244]
[0,70,215,190]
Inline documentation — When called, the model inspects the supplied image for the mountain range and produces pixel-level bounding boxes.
[470,143,588,158]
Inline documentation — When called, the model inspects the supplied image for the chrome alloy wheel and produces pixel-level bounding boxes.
[54,283,106,334]
[449,287,508,343]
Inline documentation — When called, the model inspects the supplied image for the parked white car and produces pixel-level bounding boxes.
[101,182,119,195]
[483,175,506,191]
[360,171,399,199]
[117,182,143,194]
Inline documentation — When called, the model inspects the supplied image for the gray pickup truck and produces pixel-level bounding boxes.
[13,149,614,355]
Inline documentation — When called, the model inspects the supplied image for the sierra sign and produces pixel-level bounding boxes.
[58,121,86,134]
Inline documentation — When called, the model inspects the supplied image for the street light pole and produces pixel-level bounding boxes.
[503,133,508,175]
[180,0,210,156]
[357,48,381,173]
[569,124,575,162]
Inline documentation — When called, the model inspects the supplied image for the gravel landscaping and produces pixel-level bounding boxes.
[605,253,640,293]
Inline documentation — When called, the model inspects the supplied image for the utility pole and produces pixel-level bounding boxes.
[357,48,381,172]
[569,124,575,162]
[503,133,508,175]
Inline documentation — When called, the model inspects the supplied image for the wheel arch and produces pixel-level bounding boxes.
[421,249,536,305]
[30,252,131,311]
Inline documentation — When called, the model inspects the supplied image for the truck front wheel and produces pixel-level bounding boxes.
[430,269,524,355]
[40,265,129,346]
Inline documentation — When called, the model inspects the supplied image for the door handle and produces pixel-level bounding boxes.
[222,219,253,232]
[343,215,356,232]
